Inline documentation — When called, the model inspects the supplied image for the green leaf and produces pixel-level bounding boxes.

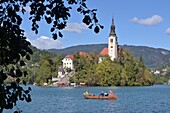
[23,80,26,86]
[16,78,20,83]
[92,9,97,12]
[99,25,104,29]
[20,60,25,66]
[16,69,22,77]
[26,54,31,60]
[20,51,26,57]
[88,24,93,29]
[94,26,99,33]
[24,90,29,94]
[45,16,52,24]
[51,27,55,32]
[35,29,38,34]
[82,3,87,8]
[11,82,17,88]
[77,7,82,12]
[53,33,57,40]
[23,71,28,77]
[46,10,51,15]
[28,87,32,91]
[58,31,63,38]
[83,15,91,25]
[27,94,32,102]
[0,71,7,80]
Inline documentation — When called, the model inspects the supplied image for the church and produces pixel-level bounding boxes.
[62,17,119,69]
[54,18,119,85]
[99,17,118,63]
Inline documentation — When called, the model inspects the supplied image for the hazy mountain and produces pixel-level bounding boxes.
[48,44,170,68]
[122,45,170,68]
[30,46,56,62]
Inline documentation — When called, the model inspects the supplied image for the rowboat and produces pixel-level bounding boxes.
[83,94,117,100]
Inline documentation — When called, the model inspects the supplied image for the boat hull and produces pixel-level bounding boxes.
[83,94,117,100]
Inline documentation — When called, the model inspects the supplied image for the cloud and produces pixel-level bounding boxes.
[166,27,170,35]
[64,23,88,33]
[24,31,36,38]
[130,15,163,26]
[29,36,64,49]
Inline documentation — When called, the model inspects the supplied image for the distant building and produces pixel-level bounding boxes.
[168,79,170,84]
[62,54,74,70]
[58,66,65,78]
[154,70,160,75]
[62,18,119,67]
[99,17,118,63]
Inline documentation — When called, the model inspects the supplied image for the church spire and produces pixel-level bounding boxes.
[109,17,116,37]
[112,17,114,26]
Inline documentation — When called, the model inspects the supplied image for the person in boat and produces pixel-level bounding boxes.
[85,90,89,95]
[109,90,114,97]
[84,90,94,96]
[104,92,108,96]
[99,91,104,96]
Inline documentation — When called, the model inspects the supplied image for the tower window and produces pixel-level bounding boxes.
[111,46,113,48]
[110,39,113,42]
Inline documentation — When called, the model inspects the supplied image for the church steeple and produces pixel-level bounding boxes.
[108,17,118,61]
[109,17,116,37]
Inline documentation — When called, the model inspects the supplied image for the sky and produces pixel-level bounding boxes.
[22,0,170,50]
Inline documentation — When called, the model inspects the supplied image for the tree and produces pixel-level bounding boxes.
[52,54,63,77]
[72,46,154,86]
[89,50,99,64]
[95,60,113,86]
[0,0,103,112]
[109,62,122,86]
[36,60,51,85]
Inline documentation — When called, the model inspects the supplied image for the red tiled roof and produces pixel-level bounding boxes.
[65,54,74,59]
[100,48,108,55]
[79,52,86,56]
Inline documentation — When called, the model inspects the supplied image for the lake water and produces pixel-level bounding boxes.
[4,85,170,113]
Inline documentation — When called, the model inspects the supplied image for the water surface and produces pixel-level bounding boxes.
[4,85,170,113]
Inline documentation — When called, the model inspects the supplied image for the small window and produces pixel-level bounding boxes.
[111,46,113,48]
[110,39,113,42]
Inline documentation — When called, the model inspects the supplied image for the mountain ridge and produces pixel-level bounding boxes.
[47,44,170,68]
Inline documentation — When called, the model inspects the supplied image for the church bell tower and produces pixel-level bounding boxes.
[108,17,118,61]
